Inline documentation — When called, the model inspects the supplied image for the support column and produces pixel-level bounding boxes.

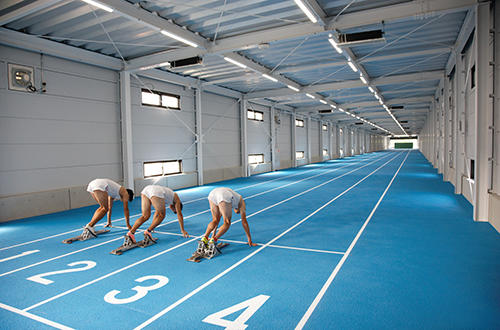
[474,2,492,221]
[195,86,203,185]
[455,50,465,194]
[443,73,450,182]
[120,71,134,190]
[328,122,333,159]
[306,116,311,164]
[270,106,277,171]
[291,112,296,167]
[240,96,248,177]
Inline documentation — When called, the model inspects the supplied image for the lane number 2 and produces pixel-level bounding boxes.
[203,294,270,329]
[104,275,169,305]
[26,261,96,285]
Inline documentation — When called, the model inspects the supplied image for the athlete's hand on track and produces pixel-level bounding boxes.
[248,241,257,247]
[182,230,189,238]
[104,222,112,228]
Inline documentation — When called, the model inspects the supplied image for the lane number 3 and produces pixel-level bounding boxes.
[104,275,169,305]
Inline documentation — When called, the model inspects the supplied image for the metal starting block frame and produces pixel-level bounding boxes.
[187,241,229,262]
[110,232,157,255]
[62,228,110,244]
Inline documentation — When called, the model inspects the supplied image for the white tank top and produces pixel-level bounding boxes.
[87,179,121,200]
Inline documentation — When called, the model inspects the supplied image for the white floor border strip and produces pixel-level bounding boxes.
[0,302,73,330]
[294,150,411,330]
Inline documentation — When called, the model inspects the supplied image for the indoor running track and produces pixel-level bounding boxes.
[0,150,499,329]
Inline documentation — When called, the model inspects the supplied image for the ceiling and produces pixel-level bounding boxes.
[0,0,476,135]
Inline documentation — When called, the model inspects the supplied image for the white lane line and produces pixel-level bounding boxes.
[1,155,383,278]
[0,209,213,278]
[0,302,73,330]
[0,153,380,252]
[181,153,379,205]
[22,153,395,312]
[0,250,40,263]
[149,230,345,255]
[133,152,404,329]
[295,150,410,330]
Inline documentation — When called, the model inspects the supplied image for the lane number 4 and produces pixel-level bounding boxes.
[203,294,270,330]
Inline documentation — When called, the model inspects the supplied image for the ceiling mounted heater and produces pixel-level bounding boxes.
[337,29,385,46]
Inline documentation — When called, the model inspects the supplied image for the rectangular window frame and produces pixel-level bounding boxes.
[295,119,304,127]
[143,160,182,178]
[141,89,181,110]
[296,151,305,159]
[248,154,264,165]
[322,124,327,131]
[323,149,328,156]
[247,109,264,122]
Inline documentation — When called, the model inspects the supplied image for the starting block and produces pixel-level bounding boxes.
[187,241,229,263]
[110,232,157,255]
[63,228,110,244]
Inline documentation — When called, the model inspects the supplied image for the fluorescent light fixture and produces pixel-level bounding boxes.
[223,57,247,69]
[368,86,375,93]
[347,61,358,72]
[378,99,383,105]
[262,74,278,82]
[306,93,315,99]
[360,75,367,84]
[81,0,113,12]
[287,85,300,92]
[320,100,327,104]
[374,93,380,100]
[328,38,343,54]
[293,0,318,23]
[330,104,336,108]
[338,108,345,112]
[161,30,198,48]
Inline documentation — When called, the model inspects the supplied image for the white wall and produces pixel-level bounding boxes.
[0,44,383,221]
[201,92,241,183]
[276,111,292,169]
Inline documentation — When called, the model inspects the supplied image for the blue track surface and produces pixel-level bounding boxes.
[0,150,499,329]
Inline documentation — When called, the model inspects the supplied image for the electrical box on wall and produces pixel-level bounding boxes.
[8,63,35,92]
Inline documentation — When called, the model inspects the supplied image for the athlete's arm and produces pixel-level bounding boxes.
[176,198,188,238]
[239,200,257,246]
[106,196,113,227]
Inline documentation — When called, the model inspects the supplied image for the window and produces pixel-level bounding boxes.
[295,119,304,127]
[144,160,182,178]
[248,154,264,164]
[323,149,328,156]
[339,128,343,135]
[247,109,264,121]
[296,151,305,159]
[322,124,327,131]
[470,159,475,180]
[470,64,475,89]
[141,89,180,110]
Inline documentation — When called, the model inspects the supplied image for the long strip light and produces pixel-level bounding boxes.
[81,0,113,12]
[293,0,318,23]
[328,37,342,54]
[287,85,300,92]
[262,74,278,82]
[223,57,247,69]
[360,75,367,84]
[320,100,327,104]
[306,93,315,99]
[160,30,198,48]
[347,61,358,72]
